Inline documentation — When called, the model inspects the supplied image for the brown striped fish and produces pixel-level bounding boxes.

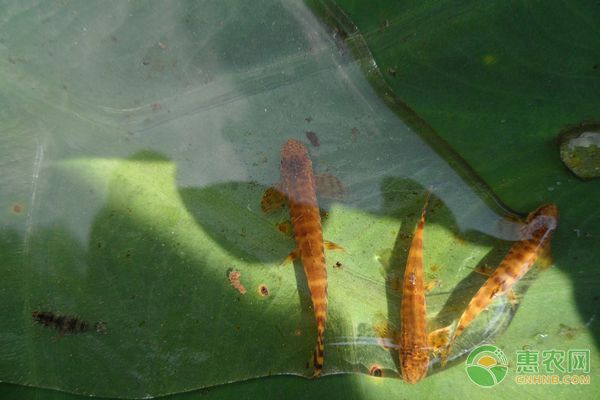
[278,139,342,377]
[399,192,432,383]
[444,203,559,360]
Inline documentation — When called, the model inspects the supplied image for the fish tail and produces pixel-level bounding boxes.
[313,314,326,377]
[311,284,327,377]
[94,321,107,334]
[304,251,328,376]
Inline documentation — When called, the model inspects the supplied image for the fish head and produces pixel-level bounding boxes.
[524,204,559,236]
[280,139,312,176]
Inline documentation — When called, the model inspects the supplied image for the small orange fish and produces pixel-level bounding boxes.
[445,204,559,359]
[398,192,450,383]
[277,139,342,377]
[399,192,449,383]
[399,192,431,383]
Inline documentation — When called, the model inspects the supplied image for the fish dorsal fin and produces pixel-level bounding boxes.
[428,325,451,354]
[260,185,286,213]
[315,173,344,200]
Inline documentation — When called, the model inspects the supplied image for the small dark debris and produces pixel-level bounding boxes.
[369,365,383,377]
[258,284,269,297]
[12,203,23,214]
[142,59,150,66]
[305,131,320,147]
[351,127,360,141]
[333,261,343,269]
[32,311,100,335]
[387,67,397,77]
[305,116,312,123]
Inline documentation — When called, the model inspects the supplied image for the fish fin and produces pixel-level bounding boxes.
[473,265,494,277]
[261,185,286,213]
[538,242,554,269]
[439,346,451,367]
[508,289,520,309]
[312,347,324,378]
[437,322,458,367]
[281,248,300,265]
[428,326,451,354]
[440,338,457,367]
[373,316,398,350]
[424,278,441,293]
[319,209,333,221]
[324,240,344,251]
[315,173,345,200]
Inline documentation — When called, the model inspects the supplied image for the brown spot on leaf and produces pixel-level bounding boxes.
[228,270,247,295]
[258,284,269,297]
[557,323,579,339]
